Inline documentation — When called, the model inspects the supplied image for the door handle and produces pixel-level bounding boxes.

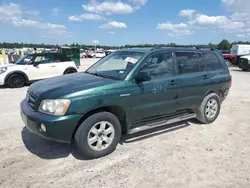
[50,65,56,67]
[169,80,177,85]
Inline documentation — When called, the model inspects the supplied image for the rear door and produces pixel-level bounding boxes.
[174,51,208,111]
[201,52,226,92]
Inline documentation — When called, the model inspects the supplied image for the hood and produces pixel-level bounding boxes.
[0,64,18,68]
[28,72,118,99]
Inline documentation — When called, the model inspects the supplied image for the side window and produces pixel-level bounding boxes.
[138,52,174,79]
[197,53,205,72]
[202,52,223,71]
[33,55,53,64]
[175,52,199,74]
[52,54,62,63]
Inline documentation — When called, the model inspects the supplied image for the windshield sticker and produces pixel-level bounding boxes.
[124,57,138,64]
[119,70,125,74]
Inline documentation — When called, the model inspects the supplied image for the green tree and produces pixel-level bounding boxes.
[218,39,231,50]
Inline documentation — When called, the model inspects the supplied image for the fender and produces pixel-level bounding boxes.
[4,71,29,84]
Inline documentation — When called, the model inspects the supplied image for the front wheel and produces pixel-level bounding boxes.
[196,93,221,124]
[7,74,26,88]
[74,112,121,159]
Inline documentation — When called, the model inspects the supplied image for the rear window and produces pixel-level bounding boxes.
[175,52,199,74]
[201,52,222,71]
[52,53,71,62]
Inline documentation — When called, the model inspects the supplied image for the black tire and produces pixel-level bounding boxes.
[242,69,249,71]
[196,93,221,124]
[74,112,121,159]
[64,69,77,74]
[7,74,26,88]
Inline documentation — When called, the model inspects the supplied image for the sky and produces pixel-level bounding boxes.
[0,0,250,46]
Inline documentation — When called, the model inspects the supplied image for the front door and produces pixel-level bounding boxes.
[128,51,179,125]
[25,54,58,81]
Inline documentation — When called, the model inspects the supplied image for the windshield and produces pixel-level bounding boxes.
[16,55,33,65]
[86,51,145,80]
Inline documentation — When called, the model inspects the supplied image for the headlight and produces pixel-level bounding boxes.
[38,99,71,116]
[0,67,7,74]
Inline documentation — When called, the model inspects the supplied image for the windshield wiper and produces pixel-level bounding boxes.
[85,71,121,80]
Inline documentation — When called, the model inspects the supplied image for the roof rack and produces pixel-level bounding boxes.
[151,46,200,50]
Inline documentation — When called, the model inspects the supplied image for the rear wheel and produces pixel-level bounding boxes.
[7,74,25,88]
[64,69,77,74]
[74,112,121,159]
[196,93,221,124]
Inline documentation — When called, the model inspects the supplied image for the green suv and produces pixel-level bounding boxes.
[21,47,232,158]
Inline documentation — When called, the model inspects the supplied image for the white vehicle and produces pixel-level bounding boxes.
[0,53,77,88]
[94,51,106,58]
[80,49,87,58]
[231,44,250,56]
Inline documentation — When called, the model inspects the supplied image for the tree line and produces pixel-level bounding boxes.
[0,39,250,51]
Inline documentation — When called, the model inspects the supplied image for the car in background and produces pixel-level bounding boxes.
[20,47,231,159]
[95,51,106,58]
[222,53,237,65]
[238,55,250,71]
[80,49,88,58]
[0,53,77,88]
[219,50,237,65]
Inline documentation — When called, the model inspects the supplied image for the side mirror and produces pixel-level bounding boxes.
[135,72,151,83]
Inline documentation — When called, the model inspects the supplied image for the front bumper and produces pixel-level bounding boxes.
[20,100,82,143]
[0,74,5,85]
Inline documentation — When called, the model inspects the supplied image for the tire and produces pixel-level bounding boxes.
[196,93,221,124]
[242,69,249,71]
[74,112,122,159]
[64,69,77,74]
[7,74,26,88]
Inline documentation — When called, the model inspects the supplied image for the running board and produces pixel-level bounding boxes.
[128,113,196,135]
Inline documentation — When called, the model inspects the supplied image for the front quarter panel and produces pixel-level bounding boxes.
[64,81,134,120]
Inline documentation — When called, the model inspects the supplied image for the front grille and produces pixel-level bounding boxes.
[26,92,39,111]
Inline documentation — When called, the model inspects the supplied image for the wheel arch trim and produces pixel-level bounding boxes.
[4,71,29,84]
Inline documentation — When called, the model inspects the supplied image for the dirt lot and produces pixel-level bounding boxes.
[0,61,250,188]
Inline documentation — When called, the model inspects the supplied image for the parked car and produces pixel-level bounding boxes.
[230,44,250,65]
[20,47,231,158]
[218,50,237,65]
[80,50,88,58]
[231,44,250,56]
[238,55,250,71]
[95,51,106,58]
[221,53,237,65]
[0,53,77,88]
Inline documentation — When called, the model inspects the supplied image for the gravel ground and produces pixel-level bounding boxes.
[0,61,250,188]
